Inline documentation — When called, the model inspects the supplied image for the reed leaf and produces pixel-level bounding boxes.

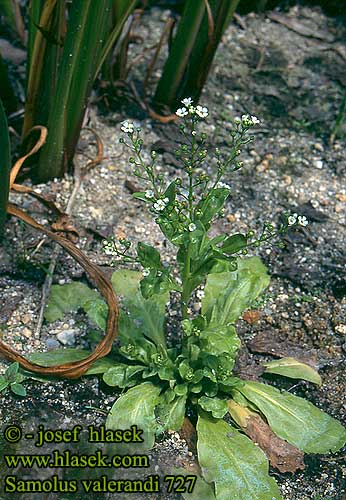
[24,0,66,136]
[32,0,136,182]
[0,98,11,236]
[154,0,240,108]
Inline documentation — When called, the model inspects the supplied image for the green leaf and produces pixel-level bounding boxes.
[103,364,145,388]
[103,365,128,387]
[45,282,100,322]
[220,234,247,255]
[0,98,11,236]
[28,348,115,376]
[111,269,142,297]
[132,192,151,202]
[198,397,228,419]
[200,325,240,359]
[238,381,346,454]
[197,415,282,500]
[263,357,322,385]
[83,298,108,331]
[137,242,162,269]
[112,269,168,348]
[5,362,19,381]
[156,394,186,432]
[10,383,27,397]
[174,469,216,500]
[195,188,230,229]
[140,269,177,299]
[106,382,161,449]
[0,376,9,392]
[202,257,270,325]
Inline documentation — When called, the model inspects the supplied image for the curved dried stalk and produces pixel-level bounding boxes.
[0,126,119,378]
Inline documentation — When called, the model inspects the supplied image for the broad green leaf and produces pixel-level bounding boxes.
[0,376,9,392]
[10,383,27,397]
[28,348,115,375]
[83,298,108,331]
[174,469,216,500]
[238,381,346,454]
[197,415,282,500]
[0,98,11,236]
[198,396,228,418]
[106,382,161,449]
[111,269,142,297]
[200,325,240,359]
[263,357,322,385]
[156,394,186,432]
[112,269,168,347]
[137,242,162,269]
[220,233,247,255]
[45,282,100,322]
[202,257,270,325]
[103,364,145,388]
[5,362,19,381]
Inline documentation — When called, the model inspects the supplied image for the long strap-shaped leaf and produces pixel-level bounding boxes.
[0,126,119,378]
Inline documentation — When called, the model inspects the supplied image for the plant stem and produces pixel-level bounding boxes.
[181,240,192,320]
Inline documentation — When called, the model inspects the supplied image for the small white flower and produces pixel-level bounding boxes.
[251,115,260,125]
[182,97,193,106]
[176,107,188,117]
[234,116,241,123]
[241,114,250,122]
[287,214,297,226]
[196,105,209,118]
[142,268,150,277]
[188,223,197,232]
[196,289,205,299]
[145,189,154,199]
[121,121,134,133]
[298,215,308,227]
[153,199,166,211]
[191,130,197,136]
[217,181,231,190]
[163,197,169,204]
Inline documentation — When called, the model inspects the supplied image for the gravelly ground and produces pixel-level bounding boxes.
[0,4,345,500]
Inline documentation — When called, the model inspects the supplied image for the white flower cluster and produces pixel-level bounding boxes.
[153,197,169,211]
[287,213,308,227]
[188,223,197,232]
[102,239,116,256]
[216,181,231,190]
[234,114,260,126]
[176,98,209,119]
[120,121,134,133]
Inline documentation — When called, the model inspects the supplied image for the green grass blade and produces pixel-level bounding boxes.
[23,0,66,136]
[0,98,11,236]
[154,0,240,108]
[154,0,206,108]
[35,0,136,181]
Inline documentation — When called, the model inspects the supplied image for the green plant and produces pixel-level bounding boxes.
[24,0,137,182]
[0,362,27,397]
[154,0,240,109]
[34,102,345,498]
